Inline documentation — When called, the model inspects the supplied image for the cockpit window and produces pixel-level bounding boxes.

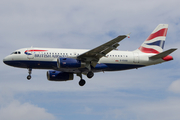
[11,51,21,54]
[11,52,17,54]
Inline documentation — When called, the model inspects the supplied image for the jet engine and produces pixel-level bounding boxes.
[47,71,73,81]
[57,58,85,68]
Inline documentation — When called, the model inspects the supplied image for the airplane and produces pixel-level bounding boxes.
[3,24,177,86]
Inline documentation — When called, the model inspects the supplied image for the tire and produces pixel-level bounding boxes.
[79,79,86,86]
[87,71,94,78]
[27,75,31,80]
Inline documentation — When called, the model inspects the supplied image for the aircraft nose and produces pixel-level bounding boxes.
[3,57,8,65]
[3,56,11,65]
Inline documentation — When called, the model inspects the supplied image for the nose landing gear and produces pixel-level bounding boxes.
[27,68,32,80]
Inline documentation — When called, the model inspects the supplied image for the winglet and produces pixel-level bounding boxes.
[126,33,131,38]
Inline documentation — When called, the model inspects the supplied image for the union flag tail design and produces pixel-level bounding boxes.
[138,24,168,54]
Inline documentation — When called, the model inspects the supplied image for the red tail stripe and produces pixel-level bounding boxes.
[146,28,168,41]
[138,46,160,54]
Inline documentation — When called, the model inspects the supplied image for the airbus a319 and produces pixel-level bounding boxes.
[3,24,177,86]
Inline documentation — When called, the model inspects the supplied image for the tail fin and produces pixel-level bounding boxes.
[137,24,168,54]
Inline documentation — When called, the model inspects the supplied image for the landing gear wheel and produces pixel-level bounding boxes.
[27,68,32,80]
[27,75,31,80]
[87,71,94,78]
[79,79,86,86]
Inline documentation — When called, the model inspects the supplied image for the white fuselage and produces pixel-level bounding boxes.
[3,47,165,74]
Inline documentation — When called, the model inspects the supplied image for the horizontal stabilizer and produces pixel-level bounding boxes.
[149,48,177,60]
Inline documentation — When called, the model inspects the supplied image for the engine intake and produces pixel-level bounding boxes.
[47,71,73,81]
[57,58,85,68]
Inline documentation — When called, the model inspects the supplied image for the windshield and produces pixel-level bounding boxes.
[11,51,21,54]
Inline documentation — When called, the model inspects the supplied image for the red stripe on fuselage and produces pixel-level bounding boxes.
[138,46,160,54]
[146,28,168,41]
[25,50,48,52]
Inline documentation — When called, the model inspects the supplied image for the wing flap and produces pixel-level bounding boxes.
[77,35,128,62]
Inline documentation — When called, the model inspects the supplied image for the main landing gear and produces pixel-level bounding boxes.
[79,79,86,86]
[77,71,94,86]
[27,68,32,80]
[87,71,94,78]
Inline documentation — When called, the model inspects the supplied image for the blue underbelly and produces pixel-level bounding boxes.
[4,60,145,71]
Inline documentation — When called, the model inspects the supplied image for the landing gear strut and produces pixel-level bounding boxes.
[27,68,32,80]
[77,73,86,86]
[77,71,94,86]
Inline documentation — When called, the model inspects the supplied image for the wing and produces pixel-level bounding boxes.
[77,34,129,67]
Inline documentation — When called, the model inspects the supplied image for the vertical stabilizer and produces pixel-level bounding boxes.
[137,24,168,54]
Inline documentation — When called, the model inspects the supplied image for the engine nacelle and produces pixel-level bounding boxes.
[57,58,85,68]
[47,71,73,81]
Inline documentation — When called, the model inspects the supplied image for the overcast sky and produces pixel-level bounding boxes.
[1,0,180,120]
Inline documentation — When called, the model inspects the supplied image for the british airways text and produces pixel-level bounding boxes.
[35,54,67,58]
